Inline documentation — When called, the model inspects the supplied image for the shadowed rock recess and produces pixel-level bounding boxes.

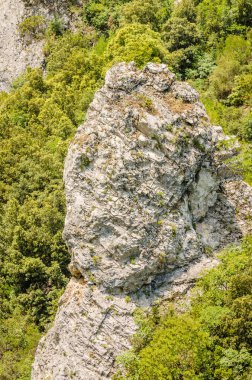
[32,62,252,380]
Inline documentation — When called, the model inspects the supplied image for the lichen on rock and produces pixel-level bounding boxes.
[32,62,252,380]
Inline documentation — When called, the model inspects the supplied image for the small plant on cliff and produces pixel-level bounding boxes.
[47,16,64,36]
[136,94,155,113]
[125,295,131,303]
[79,154,91,169]
[92,255,101,266]
[18,15,46,40]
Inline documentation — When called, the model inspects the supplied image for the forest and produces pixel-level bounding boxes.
[0,0,251,378]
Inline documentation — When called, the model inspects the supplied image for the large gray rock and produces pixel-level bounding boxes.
[32,62,252,380]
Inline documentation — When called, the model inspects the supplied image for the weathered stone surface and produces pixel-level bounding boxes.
[32,62,252,380]
[33,278,136,380]
[0,0,72,91]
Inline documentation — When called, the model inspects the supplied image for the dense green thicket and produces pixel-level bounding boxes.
[115,237,252,380]
[0,0,251,378]
[0,31,104,379]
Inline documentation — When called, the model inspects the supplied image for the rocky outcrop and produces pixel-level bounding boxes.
[0,0,72,91]
[32,62,252,380]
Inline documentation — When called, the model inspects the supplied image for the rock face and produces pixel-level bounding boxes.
[32,62,252,380]
[0,0,71,91]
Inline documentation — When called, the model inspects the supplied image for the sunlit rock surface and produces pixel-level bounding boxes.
[32,62,252,380]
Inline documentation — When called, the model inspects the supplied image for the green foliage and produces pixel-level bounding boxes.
[186,52,216,79]
[172,0,197,22]
[192,31,252,181]
[161,16,200,76]
[135,316,212,380]
[209,34,251,100]
[18,16,46,39]
[241,113,252,140]
[167,46,200,78]
[83,0,127,33]
[84,1,112,32]
[44,32,104,124]
[229,0,252,27]
[116,237,252,380]
[240,143,252,185]
[47,16,64,37]
[105,23,167,68]
[120,0,171,31]
[228,71,252,106]
[196,0,233,38]
[195,0,250,40]
[83,0,172,34]
[0,24,105,378]
[162,17,199,51]
[0,310,41,380]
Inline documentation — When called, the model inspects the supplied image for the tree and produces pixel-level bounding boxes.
[162,17,200,51]
[105,23,168,68]
[120,0,171,31]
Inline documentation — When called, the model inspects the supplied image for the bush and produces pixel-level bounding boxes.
[167,46,200,78]
[83,0,127,33]
[209,35,251,100]
[186,52,216,79]
[172,0,197,22]
[162,17,200,51]
[241,113,252,140]
[196,0,232,39]
[120,0,171,31]
[18,16,46,40]
[0,30,105,364]
[231,0,252,27]
[228,72,252,106]
[47,16,64,36]
[0,310,40,380]
[105,23,168,68]
[133,315,212,380]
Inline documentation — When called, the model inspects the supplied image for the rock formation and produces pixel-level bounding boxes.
[0,0,71,91]
[32,62,252,380]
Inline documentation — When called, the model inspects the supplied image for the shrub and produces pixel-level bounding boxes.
[105,23,168,68]
[228,72,252,106]
[209,35,251,100]
[242,114,252,141]
[120,0,171,31]
[47,16,64,36]
[162,17,200,51]
[83,0,127,33]
[18,15,46,40]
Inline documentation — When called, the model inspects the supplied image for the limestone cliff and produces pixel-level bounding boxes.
[0,0,72,91]
[32,62,252,380]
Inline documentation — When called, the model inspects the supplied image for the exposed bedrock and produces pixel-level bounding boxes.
[32,62,252,380]
[0,0,72,91]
